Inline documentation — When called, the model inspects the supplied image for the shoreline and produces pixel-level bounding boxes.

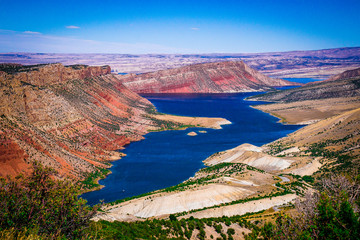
[150,114,232,130]
[82,93,305,204]
[81,113,232,194]
[249,105,289,124]
[95,93,360,221]
[88,92,341,213]
[91,98,314,221]
[250,97,360,125]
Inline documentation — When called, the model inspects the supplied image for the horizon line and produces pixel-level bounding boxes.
[1,46,359,56]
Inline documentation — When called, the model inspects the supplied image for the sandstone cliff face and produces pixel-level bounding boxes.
[0,64,158,179]
[115,61,298,93]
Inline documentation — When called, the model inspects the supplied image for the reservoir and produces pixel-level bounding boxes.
[82,92,303,205]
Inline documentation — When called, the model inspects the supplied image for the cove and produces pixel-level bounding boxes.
[82,92,303,205]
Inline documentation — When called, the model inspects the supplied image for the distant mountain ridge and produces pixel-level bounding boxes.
[115,61,298,93]
[1,47,359,78]
[247,67,360,102]
[325,67,360,82]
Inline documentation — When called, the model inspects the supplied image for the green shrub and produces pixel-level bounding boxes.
[169,214,177,221]
[227,228,235,235]
[252,177,360,240]
[302,175,314,183]
[0,162,98,239]
[214,223,222,234]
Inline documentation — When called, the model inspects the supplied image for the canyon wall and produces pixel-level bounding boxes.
[0,63,159,179]
[115,61,298,93]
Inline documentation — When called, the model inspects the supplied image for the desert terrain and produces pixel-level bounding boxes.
[2,58,360,239]
[95,67,360,227]
[0,63,230,185]
[1,47,359,79]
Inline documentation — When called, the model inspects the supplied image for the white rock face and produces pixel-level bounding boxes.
[290,159,322,176]
[205,143,293,171]
[275,147,300,156]
[95,184,254,221]
[183,194,298,219]
[223,177,259,186]
[244,156,292,171]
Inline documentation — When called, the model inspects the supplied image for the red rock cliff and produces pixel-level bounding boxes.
[115,61,298,93]
[0,63,160,180]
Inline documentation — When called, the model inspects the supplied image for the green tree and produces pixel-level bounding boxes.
[0,162,98,239]
[315,193,359,239]
[169,214,177,221]
[253,175,360,240]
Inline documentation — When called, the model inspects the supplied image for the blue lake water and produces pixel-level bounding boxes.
[283,77,324,84]
[81,92,304,205]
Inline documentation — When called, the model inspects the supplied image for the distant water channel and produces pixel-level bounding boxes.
[283,77,324,84]
[82,86,310,205]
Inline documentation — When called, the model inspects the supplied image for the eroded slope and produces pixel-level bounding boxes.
[115,61,297,93]
[0,63,229,182]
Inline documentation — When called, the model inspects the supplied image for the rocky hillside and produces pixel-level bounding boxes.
[248,75,360,102]
[0,63,162,180]
[267,107,360,177]
[247,68,360,176]
[325,67,360,82]
[115,61,298,93]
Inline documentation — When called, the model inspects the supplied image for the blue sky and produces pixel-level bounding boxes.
[0,0,359,53]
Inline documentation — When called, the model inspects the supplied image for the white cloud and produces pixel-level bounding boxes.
[0,30,189,54]
[23,31,41,34]
[66,25,80,29]
[0,29,16,33]
[191,27,199,31]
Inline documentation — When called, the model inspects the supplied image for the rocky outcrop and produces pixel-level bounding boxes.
[115,61,298,93]
[204,144,293,172]
[0,63,111,86]
[0,63,158,179]
[248,76,360,102]
[325,67,360,82]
